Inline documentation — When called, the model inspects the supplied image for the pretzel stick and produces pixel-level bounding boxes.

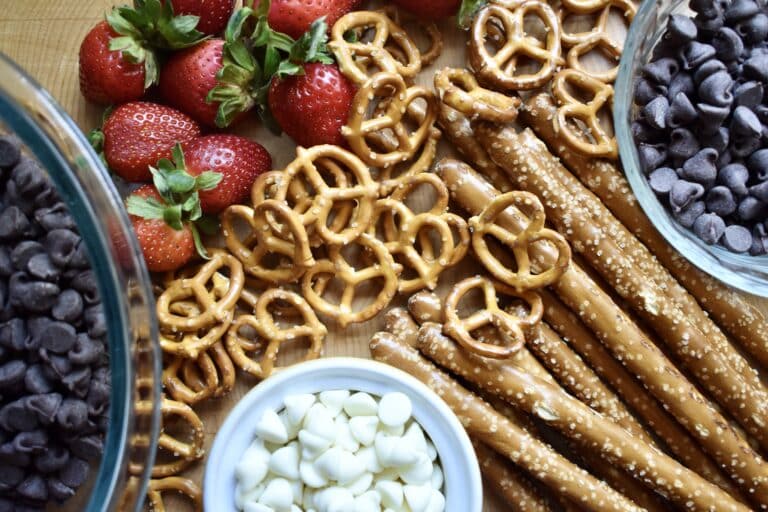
[416,325,749,512]
[474,441,554,512]
[383,307,420,348]
[369,332,643,512]
[539,289,739,496]
[477,125,768,451]
[436,158,768,505]
[522,93,768,371]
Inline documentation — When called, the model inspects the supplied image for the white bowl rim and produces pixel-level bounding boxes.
[204,357,483,512]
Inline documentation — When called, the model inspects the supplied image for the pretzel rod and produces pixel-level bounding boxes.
[517,98,766,397]
[369,332,643,512]
[436,103,513,192]
[416,325,749,512]
[539,289,739,496]
[436,158,768,504]
[473,441,554,512]
[408,290,444,324]
[383,307,420,347]
[522,93,768,371]
[477,125,768,450]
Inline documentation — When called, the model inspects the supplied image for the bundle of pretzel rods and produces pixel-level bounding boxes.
[137,2,768,511]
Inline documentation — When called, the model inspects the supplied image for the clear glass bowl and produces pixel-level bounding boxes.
[615,0,768,296]
[0,53,161,511]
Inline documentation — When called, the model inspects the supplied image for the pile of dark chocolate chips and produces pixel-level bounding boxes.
[0,134,109,511]
[633,0,768,254]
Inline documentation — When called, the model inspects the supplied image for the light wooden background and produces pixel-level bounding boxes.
[2,2,768,511]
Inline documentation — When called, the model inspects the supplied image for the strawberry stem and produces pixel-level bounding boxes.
[458,0,487,29]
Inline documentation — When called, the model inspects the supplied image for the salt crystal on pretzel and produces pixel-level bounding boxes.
[469,3,563,91]
[434,67,520,123]
[142,396,206,478]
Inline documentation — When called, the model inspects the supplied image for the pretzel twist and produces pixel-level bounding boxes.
[559,0,636,83]
[342,72,438,168]
[434,67,521,123]
[262,145,379,246]
[221,200,314,284]
[146,477,202,512]
[469,3,563,91]
[163,342,235,405]
[375,127,441,196]
[150,397,205,478]
[471,191,571,291]
[551,69,617,158]
[301,234,400,327]
[156,251,244,333]
[226,288,326,379]
[329,11,421,85]
[377,5,444,66]
[443,276,543,359]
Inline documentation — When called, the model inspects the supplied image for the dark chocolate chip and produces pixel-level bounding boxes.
[666,14,699,44]
[44,229,80,268]
[693,212,726,244]
[695,14,725,40]
[71,270,99,305]
[698,70,734,106]
[56,399,88,431]
[738,195,767,220]
[26,393,62,426]
[649,167,679,194]
[719,163,750,194]
[670,180,706,212]
[84,305,106,339]
[24,365,53,395]
[723,224,753,251]
[0,136,21,170]
[13,430,47,454]
[668,72,695,99]
[69,334,103,366]
[11,158,48,199]
[643,57,679,85]
[731,105,763,137]
[667,92,698,127]
[744,51,768,82]
[693,58,727,84]
[700,126,729,154]
[632,120,664,143]
[68,241,90,269]
[34,445,69,474]
[61,366,91,398]
[750,180,768,202]
[734,81,763,108]
[0,247,11,277]
[18,279,59,314]
[725,0,760,21]
[59,457,88,489]
[0,207,30,240]
[638,143,668,173]
[47,477,75,502]
[713,26,745,60]
[735,13,768,44]
[681,41,717,69]
[17,474,47,502]
[730,134,761,157]
[669,128,701,160]
[37,321,77,354]
[0,465,23,492]
[0,398,38,432]
[674,200,707,227]
[51,290,83,323]
[86,378,109,417]
[692,0,723,19]
[34,203,75,232]
[643,96,669,129]
[696,102,732,132]
[747,148,768,180]
[69,435,103,461]
[26,253,58,282]
[0,360,26,388]
[0,318,26,352]
[635,77,667,106]
[10,241,44,272]
[681,148,718,186]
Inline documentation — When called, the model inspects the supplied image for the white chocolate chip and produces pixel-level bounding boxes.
[258,478,293,511]
[379,423,405,436]
[315,447,365,484]
[303,404,336,441]
[236,482,265,509]
[402,422,428,455]
[298,429,333,460]
[268,442,300,480]
[404,484,432,512]
[244,502,273,512]
[279,410,301,441]
[343,392,379,417]
[425,440,437,462]
[346,471,373,496]
[426,489,446,512]
[334,420,360,453]
[430,465,444,490]
[236,440,270,490]
[319,390,350,417]
[349,416,378,446]
[356,445,383,473]
[375,432,419,468]
[300,459,329,489]
[376,480,404,509]
[354,490,382,512]
[314,487,354,512]
[255,409,289,444]
[399,453,433,485]
[378,392,412,428]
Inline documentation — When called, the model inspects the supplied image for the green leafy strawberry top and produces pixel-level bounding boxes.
[207,0,335,128]
[458,0,488,28]
[127,144,221,258]
[107,0,208,89]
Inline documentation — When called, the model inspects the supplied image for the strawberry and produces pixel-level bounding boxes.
[170,0,235,35]
[78,0,206,104]
[266,0,359,39]
[182,134,272,213]
[392,0,462,20]
[268,62,355,147]
[127,185,197,272]
[159,39,226,127]
[98,102,201,182]
[126,145,223,272]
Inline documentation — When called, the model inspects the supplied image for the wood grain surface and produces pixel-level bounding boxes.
[2,2,767,511]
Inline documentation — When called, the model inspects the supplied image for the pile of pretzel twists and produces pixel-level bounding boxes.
[144,2,768,511]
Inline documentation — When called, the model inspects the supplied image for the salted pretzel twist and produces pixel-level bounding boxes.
[469,3,563,91]
[149,397,205,478]
[163,342,235,405]
[260,145,379,246]
[378,5,443,66]
[559,0,636,83]
[343,71,438,168]
[226,288,326,379]
[471,191,571,291]
[434,67,521,123]
[302,234,400,327]
[146,477,202,512]
[552,68,617,158]
[221,200,314,283]
[329,11,421,85]
[443,276,543,359]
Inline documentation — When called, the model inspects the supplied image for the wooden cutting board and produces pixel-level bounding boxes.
[2,2,767,511]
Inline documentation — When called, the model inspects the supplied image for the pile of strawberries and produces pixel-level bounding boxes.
[79,0,461,272]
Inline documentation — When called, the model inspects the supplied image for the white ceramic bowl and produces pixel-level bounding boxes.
[204,357,483,512]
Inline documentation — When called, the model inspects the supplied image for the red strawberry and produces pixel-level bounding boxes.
[79,21,146,104]
[78,2,206,104]
[127,185,196,272]
[183,135,272,213]
[101,102,201,182]
[268,63,355,147]
[266,0,359,39]
[392,0,461,20]
[159,39,226,127]
[170,0,235,35]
